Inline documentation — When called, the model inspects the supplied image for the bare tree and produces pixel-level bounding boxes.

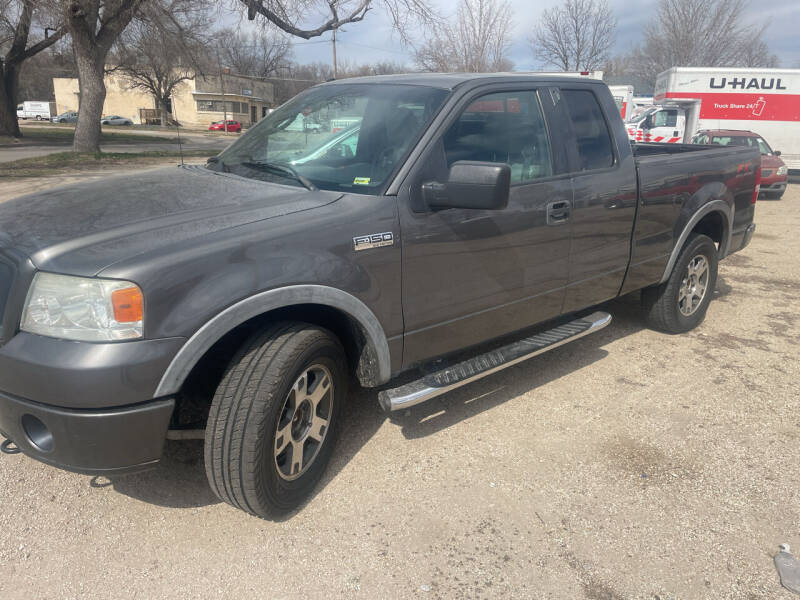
[17,37,75,100]
[113,2,210,125]
[338,59,409,77]
[628,0,778,88]
[414,0,513,73]
[214,27,292,78]
[235,0,437,42]
[1,0,65,137]
[530,0,615,71]
[64,0,146,152]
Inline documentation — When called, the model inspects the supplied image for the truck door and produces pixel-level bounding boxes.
[557,86,638,312]
[397,87,572,367]
[643,107,683,143]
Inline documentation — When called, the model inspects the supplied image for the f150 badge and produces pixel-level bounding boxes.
[353,232,394,251]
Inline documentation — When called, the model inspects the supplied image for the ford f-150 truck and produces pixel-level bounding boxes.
[0,74,759,518]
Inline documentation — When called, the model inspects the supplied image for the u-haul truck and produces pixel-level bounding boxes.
[608,85,634,119]
[627,67,800,170]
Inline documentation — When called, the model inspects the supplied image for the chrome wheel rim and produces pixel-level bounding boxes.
[678,255,709,316]
[274,364,333,481]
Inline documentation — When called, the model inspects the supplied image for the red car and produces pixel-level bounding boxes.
[693,129,788,199]
[208,120,242,133]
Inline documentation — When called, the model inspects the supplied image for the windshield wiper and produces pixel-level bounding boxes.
[240,160,317,191]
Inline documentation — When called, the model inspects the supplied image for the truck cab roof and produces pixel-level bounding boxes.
[319,72,610,90]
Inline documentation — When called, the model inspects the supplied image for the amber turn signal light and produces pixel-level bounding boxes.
[111,286,143,323]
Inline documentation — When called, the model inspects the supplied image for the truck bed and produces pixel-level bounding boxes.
[621,142,760,293]
[631,142,719,157]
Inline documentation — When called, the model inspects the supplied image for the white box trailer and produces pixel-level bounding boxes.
[16,101,54,120]
[608,85,634,120]
[626,67,800,169]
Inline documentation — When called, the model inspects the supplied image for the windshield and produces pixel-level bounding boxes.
[210,83,448,194]
[708,135,772,154]
[626,106,656,123]
[755,137,773,155]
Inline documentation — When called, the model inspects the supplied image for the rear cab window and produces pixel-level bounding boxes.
[561,89,615,171]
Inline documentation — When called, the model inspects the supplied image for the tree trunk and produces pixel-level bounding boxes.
[158,97,168,127]
[0,64,22,138]
[72,42,107,153]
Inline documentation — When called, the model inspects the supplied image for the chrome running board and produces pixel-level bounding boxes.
[379,311,612,412]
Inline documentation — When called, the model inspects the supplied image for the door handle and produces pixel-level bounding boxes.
[547,200,571,225]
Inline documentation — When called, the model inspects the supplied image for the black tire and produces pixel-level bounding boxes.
[204,322,347,518]
[642,233,718,334]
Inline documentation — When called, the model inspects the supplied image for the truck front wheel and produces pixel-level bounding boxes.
[642,233,718,333]
[204,322,347,518]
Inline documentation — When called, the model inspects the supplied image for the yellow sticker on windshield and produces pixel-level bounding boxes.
[353,177,371,185]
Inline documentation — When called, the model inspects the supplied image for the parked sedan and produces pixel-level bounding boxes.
[209,120,242,133]
[101,115,133,126]
[52,111,78,124]
[693,129,788,199]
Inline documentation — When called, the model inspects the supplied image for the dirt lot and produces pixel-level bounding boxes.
[0,181,798,599]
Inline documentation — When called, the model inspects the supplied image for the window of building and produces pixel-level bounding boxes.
[197,100,246,113]
[442,90,553,184]
[562,89,615,171]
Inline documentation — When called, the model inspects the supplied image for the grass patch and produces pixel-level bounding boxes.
[0,149,217,178]
[7,126,179,144]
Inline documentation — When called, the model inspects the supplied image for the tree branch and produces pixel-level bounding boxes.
[240,0,370,39]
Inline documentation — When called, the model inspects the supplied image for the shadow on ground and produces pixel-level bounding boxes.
[105,294,648,514]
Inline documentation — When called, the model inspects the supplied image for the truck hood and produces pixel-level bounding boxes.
[0,165,341,276]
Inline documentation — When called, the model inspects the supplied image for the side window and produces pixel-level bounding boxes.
[652,109,678,128]
[443,90,553,183]
[561,89,614,171]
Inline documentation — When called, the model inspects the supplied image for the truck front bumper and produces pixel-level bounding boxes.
[0,332,186,474]
[0,392,174,475]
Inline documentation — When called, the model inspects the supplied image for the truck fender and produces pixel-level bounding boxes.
[153,285,392,397]
[658,198,732,284]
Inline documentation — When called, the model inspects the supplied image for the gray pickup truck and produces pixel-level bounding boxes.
[0,74,758,518]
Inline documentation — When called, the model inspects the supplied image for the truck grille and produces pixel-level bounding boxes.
[761,169,774,177]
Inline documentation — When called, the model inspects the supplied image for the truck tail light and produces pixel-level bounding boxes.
[751,166,761,204]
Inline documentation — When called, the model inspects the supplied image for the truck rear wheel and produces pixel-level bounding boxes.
[204,322,346,518]
[642,233,718,333]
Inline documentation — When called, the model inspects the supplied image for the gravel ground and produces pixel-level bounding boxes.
[0,184,798,599]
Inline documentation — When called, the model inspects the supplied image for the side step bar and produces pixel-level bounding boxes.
[379,311,611,412]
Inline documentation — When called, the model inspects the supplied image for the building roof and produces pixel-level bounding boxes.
[320,72,610,90]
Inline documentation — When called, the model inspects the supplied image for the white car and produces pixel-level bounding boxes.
[101,115,133,126]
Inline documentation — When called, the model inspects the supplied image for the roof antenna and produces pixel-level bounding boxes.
[171,94,184,167]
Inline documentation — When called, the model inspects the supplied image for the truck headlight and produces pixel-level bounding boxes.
[21,273,144,342]
[776,165,788,176]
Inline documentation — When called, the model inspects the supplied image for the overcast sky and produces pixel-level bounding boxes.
[249,0,799,72]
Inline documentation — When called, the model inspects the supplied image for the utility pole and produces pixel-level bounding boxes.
[332,28,337,79]
[215,45,228,134]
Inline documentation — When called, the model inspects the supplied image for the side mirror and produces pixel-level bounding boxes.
[775,150,781,156]
[422,161,511,210]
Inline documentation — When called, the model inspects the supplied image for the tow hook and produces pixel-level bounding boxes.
[0,437,20,455]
